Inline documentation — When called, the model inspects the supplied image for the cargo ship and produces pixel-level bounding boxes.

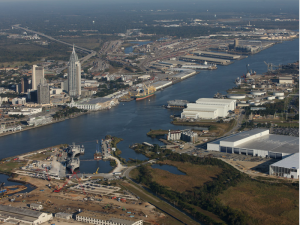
[134,83,156,101]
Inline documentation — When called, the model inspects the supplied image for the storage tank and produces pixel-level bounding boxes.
[260,84,266,88]
[267,96,276,100]
[255,99,260,103]
[240,101,246,104]
[277,96,285,100]
[227,94,246,99]
[273,92,284,97]
[254,103,260,106]
[251,85,255,88]
[251,91,266,96]
[268,85,272,88]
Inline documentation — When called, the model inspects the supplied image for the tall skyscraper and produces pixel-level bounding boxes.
[21,77,29,93]
[37,79,50,104]
[68,45,81,97]
[32,65,44,90]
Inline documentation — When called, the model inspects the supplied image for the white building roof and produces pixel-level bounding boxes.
[270,153,299,169]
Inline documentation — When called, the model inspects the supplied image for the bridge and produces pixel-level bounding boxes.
[12,24,96,56]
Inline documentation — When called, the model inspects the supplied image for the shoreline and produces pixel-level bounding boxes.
[0,39,296,140]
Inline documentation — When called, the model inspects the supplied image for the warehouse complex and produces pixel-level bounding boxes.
[0,205,53,224]
[181,98,236,119]
[269,153,299,179]
[207,129,299,178]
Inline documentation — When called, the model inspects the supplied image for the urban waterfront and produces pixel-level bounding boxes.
[0,39,298,174]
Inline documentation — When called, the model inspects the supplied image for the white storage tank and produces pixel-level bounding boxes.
[251,90,266,96]
[260,84,266,88]
[254,102,260,106]
[267,96,276,100]
[251,85,255,88]
[255,99,260,103]
[227,94,246,99]
[240,101,246,104]
[277,96,285,100]
[273,92,284,97]
[268,85,272,88]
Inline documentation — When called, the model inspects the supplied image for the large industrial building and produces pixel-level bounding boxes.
[207,129,299,159]
[0,205,53,224]
[269,153,299,179]
[192,51,241,60]
[181,98,236,119]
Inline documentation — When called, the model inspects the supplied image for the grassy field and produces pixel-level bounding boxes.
[152,160,223,192]
[0,161,27,173]
[147,129,168,138]
[218,180,299,225]
[172,120,235,136]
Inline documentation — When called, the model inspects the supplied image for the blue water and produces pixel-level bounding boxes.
[0,174,35,195]
[152,164,186,175]
[0,39,298,174]
[124,41,152,54]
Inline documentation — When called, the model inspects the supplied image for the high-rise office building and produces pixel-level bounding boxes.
[21,77,29,93]
[37,80,50,104]
[68,45,81,97]
[32,65,44,90]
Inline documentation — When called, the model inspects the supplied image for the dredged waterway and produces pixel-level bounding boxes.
[0,39,298,174]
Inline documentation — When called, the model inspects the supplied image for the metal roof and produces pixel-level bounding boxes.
[236,134,299,154]
[270,153,299,169]
[220,128,269,143]
[180,55,230,63]
[0,205,42,218]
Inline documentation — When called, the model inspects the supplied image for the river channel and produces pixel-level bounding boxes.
[0,39,298,174]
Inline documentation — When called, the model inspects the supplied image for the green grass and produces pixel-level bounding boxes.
[0,161,27,173]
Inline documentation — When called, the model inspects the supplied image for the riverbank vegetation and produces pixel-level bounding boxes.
[52,107,87,120]
[131,153,299,225]
[147,129,168,138]
[172,119,235,136]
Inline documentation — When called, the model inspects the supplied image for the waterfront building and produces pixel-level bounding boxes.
[269,153,299,179]
[68,45,81,97]
[37,82,50,104]
[181,129,198,143]
[67,97,119,111]
[76,211,143,225]
[207,128,299,159]
[0,205,53,224]
[166,130,181,141]
[27,116,52,126]
[181,98,236,119]
[32,65,44,90]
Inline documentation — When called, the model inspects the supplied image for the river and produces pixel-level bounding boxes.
[0,39,298,174]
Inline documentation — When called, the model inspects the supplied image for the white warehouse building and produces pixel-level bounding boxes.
[269,153,299,179]
[181,98,236,119]
[207,129,299,159]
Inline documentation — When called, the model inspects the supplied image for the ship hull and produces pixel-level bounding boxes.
[134,93,155,100]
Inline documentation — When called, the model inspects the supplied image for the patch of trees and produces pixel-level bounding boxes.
[244,101,285,116]
[52,107,87,120]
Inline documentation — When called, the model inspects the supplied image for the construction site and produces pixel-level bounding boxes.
[0,144,166,225]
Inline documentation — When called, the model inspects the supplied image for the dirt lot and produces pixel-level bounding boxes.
[1,175,162,224]
[218,180,299,225]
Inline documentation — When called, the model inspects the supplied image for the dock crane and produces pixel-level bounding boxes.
[264,61,273,72]
[54,170,86,194]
